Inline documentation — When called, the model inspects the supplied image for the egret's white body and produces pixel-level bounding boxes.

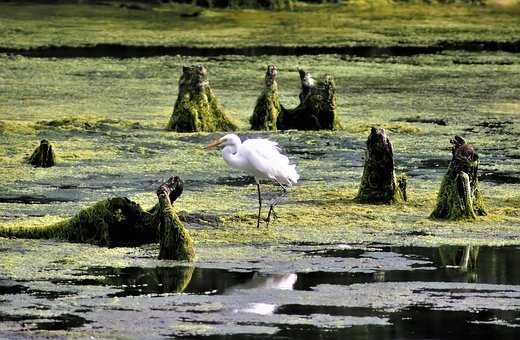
[219,134,299,186]
[207,134,299,227]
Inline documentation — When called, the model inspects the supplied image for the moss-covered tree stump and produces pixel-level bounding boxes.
[430,136,486,220]
[0,176,195,261]
[250,65,281,131]
[356,127,407,204]
[27,139,56,168]
[167,65,237,132]
[277,68,341,130]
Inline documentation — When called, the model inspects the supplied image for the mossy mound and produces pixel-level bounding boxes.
[277,69,341,130]
[430,136,487,220]
[250,65,281,131]
[167,65,237,133]
[27,139,56,168]
[356,127,407,204]
[0,176,195,261]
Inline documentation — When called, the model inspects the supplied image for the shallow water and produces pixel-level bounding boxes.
[1,243,520,338]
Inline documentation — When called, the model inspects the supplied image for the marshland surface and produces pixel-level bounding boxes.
[1,1,520,338]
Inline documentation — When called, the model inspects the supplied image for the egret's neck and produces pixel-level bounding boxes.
[222,145,246,169]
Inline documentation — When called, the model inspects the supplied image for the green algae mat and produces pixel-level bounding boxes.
[1,48,520,337]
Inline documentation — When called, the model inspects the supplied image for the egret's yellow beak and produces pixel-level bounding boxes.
[205,139,222,150]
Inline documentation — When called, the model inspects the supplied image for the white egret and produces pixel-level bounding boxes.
[206,134,299,228]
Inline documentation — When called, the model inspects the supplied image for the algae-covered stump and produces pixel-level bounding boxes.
[356,127,407,204]
[27,139,56,168]
[167,65,237,132]
[0,176,195,261]
[430,136,486,220]
[250,65,281,131]
[277,68,341,130]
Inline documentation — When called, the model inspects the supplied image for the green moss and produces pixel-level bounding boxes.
[158,203,195,261]
[0,53,520,249]
[356,128,407,204]
[430,165,486,220]
[431,138,487,220]
[250,65,280,130]
[277,73,342,130]
[167,65,237,132]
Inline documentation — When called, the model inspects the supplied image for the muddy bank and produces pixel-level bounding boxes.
[2,40,520,58]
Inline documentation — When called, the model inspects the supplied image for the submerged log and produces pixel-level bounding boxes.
[167,65,237,132]
[250,65,281,131]
[277,68,341,130]
[430,136,486,220]
[0,176,195,261]
[27,139,56,168]
[356,127,407,204]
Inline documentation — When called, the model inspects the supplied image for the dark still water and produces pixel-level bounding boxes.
[1,244,520,339]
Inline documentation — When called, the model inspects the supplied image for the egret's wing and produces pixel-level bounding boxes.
[241,138,298,185]
[242,139,290,167]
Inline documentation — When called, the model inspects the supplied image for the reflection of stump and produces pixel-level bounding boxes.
[250,65,280,131]
[111,266,195,294]
[0,176,195,261]
[28,139,56,168]
[430,136,486,220]
[167,65,237,132]
[277,68,341,130]
[356,127,407,203]
[438,245,479,273]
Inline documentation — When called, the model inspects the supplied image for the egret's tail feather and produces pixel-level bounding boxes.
[287,164,300,185]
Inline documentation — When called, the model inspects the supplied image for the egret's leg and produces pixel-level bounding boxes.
[266,183,288,227]
[256,183,262,228]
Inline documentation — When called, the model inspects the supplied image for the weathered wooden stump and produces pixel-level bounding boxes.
[27,139,56,168]
[167,65,237,132]
[430,136,486,220]
[0,176,195,261]
[250,65,281,131]
[356,127,407,204]
[277,68,341,130]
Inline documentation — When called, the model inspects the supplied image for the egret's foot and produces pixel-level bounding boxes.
[265,205,278,228]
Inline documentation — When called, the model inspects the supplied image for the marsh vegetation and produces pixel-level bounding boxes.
[1,0,520,338]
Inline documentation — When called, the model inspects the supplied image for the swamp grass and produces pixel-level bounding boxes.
[0,2,519,49]
[0,52,519,248]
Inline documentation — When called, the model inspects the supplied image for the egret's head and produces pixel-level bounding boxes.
[205,134,241,149]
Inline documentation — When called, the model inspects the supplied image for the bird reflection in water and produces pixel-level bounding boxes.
[226,273,298,316]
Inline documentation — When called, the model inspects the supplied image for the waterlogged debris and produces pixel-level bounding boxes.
[0,176,195,261]
[250,65,280,131]
[167,65,237,132]
[277,69,341,130]
[356,127,407,203]
[27,139,55,168]
[431,136,486,220]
